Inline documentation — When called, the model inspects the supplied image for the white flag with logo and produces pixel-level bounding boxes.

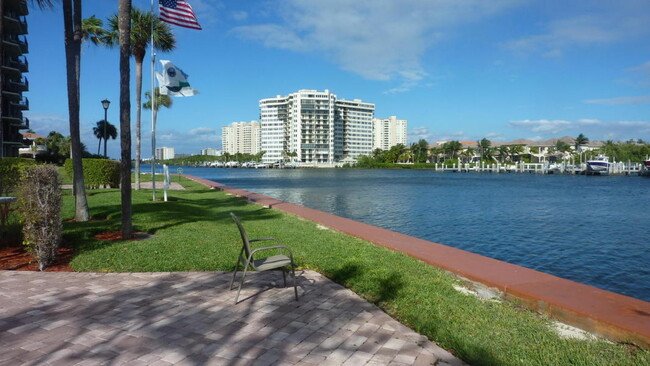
[155,60,198,97]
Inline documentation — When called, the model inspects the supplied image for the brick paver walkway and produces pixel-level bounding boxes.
[0,270,465,365]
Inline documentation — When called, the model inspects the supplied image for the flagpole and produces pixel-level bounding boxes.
[151,0,157,201]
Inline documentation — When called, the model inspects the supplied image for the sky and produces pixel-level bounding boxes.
[23,0,650,159]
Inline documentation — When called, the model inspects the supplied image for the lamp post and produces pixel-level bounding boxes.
[101,99,110,158]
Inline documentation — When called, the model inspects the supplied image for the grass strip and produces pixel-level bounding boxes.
[59,177,648,366]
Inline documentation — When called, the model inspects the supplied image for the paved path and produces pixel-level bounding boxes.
[0,271,464,366]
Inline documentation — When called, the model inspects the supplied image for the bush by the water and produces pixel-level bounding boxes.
[64,158,120,188]
[18,165,62,270]
[0,158,37,196]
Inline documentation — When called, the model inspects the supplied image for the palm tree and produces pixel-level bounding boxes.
[478,138,491,162]
[92,120,118,157]
[574,133,589,152]
[81,15,105,45]
[509,145,524,162]
[442,141,462,160]
[104,8,176,190]
[62,0,90,221]
[118,0,133,239]
[429,146,444,163]
[497,146,510,163]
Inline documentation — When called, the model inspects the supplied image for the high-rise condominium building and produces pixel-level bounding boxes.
[373,116,408,151]
[200,148,221,156]
[259,90,374,164]
[1,0,30,157]
[155,147,175,160]
[221,121,261,155]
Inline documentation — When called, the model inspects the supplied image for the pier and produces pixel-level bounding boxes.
[433,161,643,175]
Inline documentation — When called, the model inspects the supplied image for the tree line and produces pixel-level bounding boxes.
[355,134,650,168]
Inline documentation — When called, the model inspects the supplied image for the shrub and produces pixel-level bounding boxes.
[0,158,37,196]
[64,158,120,189]
[18,165,62,270]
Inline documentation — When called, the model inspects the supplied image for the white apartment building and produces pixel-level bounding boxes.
[155,147,175,160]
[259,89,374,164]
[221,121,261,155]
[373,116,408,151]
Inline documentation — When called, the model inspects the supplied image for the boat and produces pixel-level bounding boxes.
[586,155,611,175]
[640,158,650,177]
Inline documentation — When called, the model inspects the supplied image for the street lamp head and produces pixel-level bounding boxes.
[101,99,111,110]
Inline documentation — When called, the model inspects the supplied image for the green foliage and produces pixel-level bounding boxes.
[162,151,266,165]
[0,158,37,196]
[64,159,120,189]
[597,141,650,162]
[18,165,62,270]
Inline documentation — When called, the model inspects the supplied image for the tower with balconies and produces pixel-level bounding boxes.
[1,0,30,158]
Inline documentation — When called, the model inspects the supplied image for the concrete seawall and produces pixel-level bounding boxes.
[185,174,650,347]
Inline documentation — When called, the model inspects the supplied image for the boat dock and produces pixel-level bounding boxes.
[433,161,644,175]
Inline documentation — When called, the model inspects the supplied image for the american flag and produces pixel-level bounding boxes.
[159,0,202,30]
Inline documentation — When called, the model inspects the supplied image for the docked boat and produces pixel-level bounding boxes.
[586,155,611,175]
[640,159,650,177]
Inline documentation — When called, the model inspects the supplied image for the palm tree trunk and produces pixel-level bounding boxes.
[118,0,133,239]
[0,3,4,157]
[134,59,143,190]
[97,137,101,155]
[63,0,89,222]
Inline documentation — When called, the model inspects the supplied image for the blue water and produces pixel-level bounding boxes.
[156,166,650,301]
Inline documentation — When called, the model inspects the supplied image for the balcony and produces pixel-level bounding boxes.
[4,76,29,93]
[3,14,28,34]
[1,57,28,80]
[10,97,29,110]
[5,0,29,16]
[2,35,28,56]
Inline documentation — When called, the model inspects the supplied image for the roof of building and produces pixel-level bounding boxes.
[20,132,46,140]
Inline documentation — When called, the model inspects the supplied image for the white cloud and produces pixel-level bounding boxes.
[189,127,217,135]
[23,112,69,135]
[232,0,520,84]
[585,96,650,105]
[627,61,650,72]
[509,119,574,134]
[504,1,650,56]
[509,118,650,141]
[622,60,650,86]
[231,11,248,21]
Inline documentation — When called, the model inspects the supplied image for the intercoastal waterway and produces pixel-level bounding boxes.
[153,166,650,302]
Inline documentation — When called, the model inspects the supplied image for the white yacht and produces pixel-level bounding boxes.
[586,155,611,175]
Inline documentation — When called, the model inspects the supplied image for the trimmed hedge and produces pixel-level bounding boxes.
[0,157,37,195]
[64,159,120,189]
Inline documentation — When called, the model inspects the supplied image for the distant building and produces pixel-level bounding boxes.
[221,121,261,155]
[259,89,374,164]
[1,0,30,157]
[373,116,407,151]
[18,131,46,157]
[201,148,221,156]
[155,147,175,160]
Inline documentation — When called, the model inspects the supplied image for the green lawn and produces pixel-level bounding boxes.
[53,178,649,365]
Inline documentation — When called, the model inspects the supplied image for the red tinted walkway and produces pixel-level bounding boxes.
[187,174,650,347]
